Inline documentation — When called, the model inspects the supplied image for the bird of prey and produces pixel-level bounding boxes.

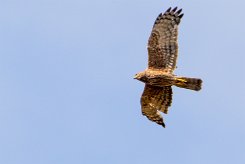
[134,7,202,128]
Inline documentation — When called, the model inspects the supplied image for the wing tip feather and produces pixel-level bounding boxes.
[153,7,184,26]
[177,8,182,14]
[166,7,171,12]
[172,6,178,12]
[179,13,184,19]
[165,7,184,17]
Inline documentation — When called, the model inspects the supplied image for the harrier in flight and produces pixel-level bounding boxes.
[134,7,202,127]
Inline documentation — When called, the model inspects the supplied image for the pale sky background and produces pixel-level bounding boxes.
[0,0,245,163]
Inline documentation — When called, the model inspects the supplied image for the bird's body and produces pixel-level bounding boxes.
[134,7,202,127]
[135,69,176,86]
[135,69,202,91]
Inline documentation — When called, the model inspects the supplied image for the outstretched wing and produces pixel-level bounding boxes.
[147,7,184,73]
[141,85,172,127]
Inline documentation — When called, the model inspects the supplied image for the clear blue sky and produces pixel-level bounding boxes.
[0,0,245,163]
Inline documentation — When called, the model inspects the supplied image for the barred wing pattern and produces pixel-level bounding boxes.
[147,7,183,73]
[141,85,172,127]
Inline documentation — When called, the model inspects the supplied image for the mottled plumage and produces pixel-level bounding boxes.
[141,85,172,127]
[134,7,202,127]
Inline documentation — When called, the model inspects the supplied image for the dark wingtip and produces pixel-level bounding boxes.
[162,122,166,128]
[177,8,182,14]
[157,13,162,18]
[179,13,184,18]
[166,7,171,12]
[172,6,178,12]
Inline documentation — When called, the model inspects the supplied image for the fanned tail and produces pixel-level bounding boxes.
[174,77,202,91]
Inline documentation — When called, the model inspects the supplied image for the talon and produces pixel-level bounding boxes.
[177,78,187,83]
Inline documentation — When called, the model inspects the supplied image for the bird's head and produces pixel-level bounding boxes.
[134,72,147,82]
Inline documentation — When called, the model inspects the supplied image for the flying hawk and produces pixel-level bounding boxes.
[134,7,202,128]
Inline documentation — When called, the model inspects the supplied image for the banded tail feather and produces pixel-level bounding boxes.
[174,77,202,91]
